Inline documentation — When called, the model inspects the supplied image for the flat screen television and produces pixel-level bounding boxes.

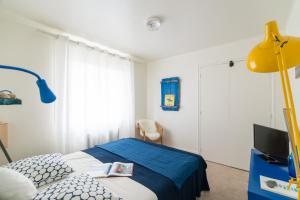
[254,124,289,165]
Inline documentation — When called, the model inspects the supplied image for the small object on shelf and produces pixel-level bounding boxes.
[0,90,16,99]
[0,90,22,105]
[265,180,278,188]
[161,77,180,111]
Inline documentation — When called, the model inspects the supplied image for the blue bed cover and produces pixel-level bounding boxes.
[83,138,209,200]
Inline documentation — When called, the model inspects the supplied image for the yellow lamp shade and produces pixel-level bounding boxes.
[247,21,300,73]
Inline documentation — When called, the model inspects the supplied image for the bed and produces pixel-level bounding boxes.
[63,138,209,200]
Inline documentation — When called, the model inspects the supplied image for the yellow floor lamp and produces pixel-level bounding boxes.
[247,21,300,198]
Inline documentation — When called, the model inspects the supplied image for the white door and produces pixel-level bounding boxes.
[200,62,272,170]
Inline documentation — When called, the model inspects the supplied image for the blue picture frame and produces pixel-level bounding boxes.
[161,77,180,111]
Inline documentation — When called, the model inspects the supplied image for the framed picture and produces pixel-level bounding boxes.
[161,77,180,111]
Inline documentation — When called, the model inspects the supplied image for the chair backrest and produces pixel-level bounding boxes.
[137,119,157,136]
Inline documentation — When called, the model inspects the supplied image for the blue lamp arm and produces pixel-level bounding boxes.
[0,64,42,80]
[0,64,56,103]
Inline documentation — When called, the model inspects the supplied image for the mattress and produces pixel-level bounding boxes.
[37,139,209,200]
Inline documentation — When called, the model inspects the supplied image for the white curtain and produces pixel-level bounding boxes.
[53,37,135,154]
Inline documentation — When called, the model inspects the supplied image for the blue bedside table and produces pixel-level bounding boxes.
[248,149,294,200]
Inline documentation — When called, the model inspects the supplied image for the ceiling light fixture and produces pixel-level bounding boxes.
[146,16,161,31]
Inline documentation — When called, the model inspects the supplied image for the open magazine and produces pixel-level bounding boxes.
[87,162,134,178]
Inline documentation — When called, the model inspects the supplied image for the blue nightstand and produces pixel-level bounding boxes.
[248,149,293,200]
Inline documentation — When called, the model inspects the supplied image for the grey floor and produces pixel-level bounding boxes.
[200,161,249,200]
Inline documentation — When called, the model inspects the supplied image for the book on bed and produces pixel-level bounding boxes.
[87,162,133,177]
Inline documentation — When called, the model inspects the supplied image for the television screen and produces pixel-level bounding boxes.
[254,124,289,163]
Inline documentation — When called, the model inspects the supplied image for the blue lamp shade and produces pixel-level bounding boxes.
[36,79,56,103]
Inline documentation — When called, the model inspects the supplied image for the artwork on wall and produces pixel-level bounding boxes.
[161,77,180,111]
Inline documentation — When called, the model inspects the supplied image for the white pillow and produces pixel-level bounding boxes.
[0,167,37,200]
[4,153,73,188]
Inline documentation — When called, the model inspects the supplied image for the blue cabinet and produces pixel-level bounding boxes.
[248,149,293,200]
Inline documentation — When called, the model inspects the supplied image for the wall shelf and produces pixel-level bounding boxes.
[0,98,22,105]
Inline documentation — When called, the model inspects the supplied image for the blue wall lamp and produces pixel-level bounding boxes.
[0,64,56,163]
[0,64,56,104]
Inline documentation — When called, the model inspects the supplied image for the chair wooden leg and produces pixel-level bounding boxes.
[160,137,163,144]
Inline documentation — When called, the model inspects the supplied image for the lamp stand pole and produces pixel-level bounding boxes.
[0,137,12,163]
[276,45,300,199]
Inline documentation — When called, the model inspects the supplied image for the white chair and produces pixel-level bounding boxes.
[136,119,163,144]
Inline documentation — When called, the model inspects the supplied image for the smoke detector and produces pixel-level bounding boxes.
[146,16,161,31]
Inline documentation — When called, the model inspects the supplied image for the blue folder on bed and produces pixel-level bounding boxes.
[97,138,201,189]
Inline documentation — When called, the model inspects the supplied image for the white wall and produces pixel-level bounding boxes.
[146,36,287,159]
[134,62,147,138]
[286,0,300,36]
[0,17,147,165]
[146,2,300,168]
[265,0,300,134]
[0,17,56,164]
[285,0,300,127]
[146,53,199,153]
[134,62,147,121]
[147,36,257,153]
[270,0,300,132]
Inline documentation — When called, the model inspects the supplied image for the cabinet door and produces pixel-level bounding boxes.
[229,62,272,170]
[199,64,231,168]
[200,62,272,170]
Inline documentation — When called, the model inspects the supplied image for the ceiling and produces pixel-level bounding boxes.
[0,0,295,61]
